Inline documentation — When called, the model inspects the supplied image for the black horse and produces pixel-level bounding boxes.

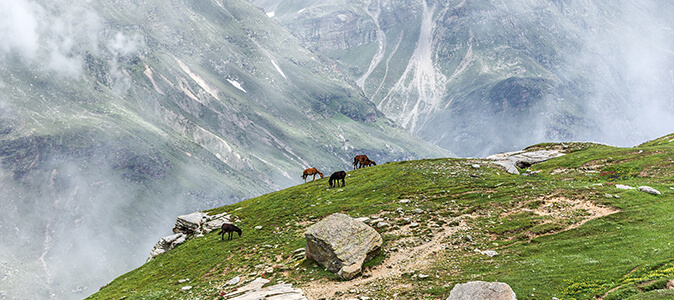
[329,171,346,188]
[220,223,242,241]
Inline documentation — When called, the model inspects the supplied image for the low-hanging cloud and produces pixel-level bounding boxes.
[0,0,102,77]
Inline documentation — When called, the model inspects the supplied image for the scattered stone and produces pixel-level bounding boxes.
[225,276,240,286]
[409,222,420,228]
[638,186,661,195]
[448,281,516,300]
[616,184,635,190]
[472,164,481,169]
[399,199,411,204]
[254,226,263,230]
[354,217,371,223]
[604,193,613,198]
[418,274,430,279]
[294,248,306,254]
[465,235,473,242]
[177,279,190,284]
[376,222,389,228]
[181,286,192,291]
[413,208,424,214]
[305,213,382,280]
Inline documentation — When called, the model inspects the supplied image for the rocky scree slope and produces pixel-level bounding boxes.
[251,0,674,157]
[90,134,674,299]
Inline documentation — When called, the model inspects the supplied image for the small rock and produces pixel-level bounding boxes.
[376,222,389,228]
[418,274,430,279]
[409,222,420,228]
[465,235,473,242]
[294,248,306,254]
[177,279,190,284]
[638,186,661,195]
[354,217,371,223]
[472,164,481,169]
[604,193,613,198]
[413,209,424,214]
[616,184,635,190]
[481,250,499,257]
[225,276,240,286]
[254,226,263,230]
[399,199,411,203]
[181,286,192,291]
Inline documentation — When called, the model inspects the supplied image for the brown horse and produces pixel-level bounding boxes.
[353,155,369,169]
[302,167,323,182]
[360,159,376,168]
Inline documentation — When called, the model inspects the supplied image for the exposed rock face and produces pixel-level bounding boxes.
[487,150,565,175]
[173,212,208,235]
[285,9,377,51]
[305,213,382,279]
[448,281,517,300]
[147,233,187,262]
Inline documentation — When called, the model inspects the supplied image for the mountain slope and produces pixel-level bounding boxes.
[0,0,447,298]
[88,134,674,299]
[251,0,674,156]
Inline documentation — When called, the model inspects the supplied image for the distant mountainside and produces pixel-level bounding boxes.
[250,0,674,156]
[0,0,447,298]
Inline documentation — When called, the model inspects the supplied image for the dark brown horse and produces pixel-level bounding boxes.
[302,167,323,182]
[353,155,369,169]
[220,223,242,241]
[329,171,346,188]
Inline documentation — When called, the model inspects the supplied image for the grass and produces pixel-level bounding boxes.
[88,134,674,299]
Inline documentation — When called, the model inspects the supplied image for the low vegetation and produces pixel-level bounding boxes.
[89,134,674,300]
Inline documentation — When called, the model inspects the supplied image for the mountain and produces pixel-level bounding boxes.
[88,134,674,299]
[250,0,674,156]
[0,0,447,298]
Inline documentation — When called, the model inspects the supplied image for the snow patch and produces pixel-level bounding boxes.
[270,59,286,79]
[227,79,246,93]
[266,11,275,18]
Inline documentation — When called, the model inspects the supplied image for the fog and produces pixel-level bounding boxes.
[566,0,674,147]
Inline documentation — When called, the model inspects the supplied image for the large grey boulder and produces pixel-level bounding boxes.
[448,281,517,300]
[305,213,382,279]
[487,150,565,175]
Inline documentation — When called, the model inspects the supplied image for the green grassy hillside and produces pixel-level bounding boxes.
[89,134,674,299]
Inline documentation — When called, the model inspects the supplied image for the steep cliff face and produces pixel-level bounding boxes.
[251,0,674,156]
[0,0,446,298]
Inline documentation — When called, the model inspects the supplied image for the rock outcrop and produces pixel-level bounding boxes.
[448,281,517,300]
[147,211,231,262]
[487,150,565,175]
[305,213,382,279]
[147,233,187,262]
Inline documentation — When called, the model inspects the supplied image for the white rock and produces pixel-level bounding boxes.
[409,222,420,228]
[638,186,661,195]
[354,217,371,223]
[254,226,263,230]
[181,286,192,291]
[399,199,411,203]
[225,276,240,286]
[616,184,635,190]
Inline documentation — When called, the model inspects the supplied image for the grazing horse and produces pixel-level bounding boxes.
[329,171,346,188]
[360,159,376,168]
[220,223,242,241]
[353,155,369,169]
[302,167,323,182]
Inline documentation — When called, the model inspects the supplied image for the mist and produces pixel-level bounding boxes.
[565,0,674,147]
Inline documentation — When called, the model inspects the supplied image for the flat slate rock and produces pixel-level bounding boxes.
[448,281,517,300]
